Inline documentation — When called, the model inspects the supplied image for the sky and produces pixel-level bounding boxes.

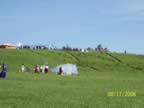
[0,0,144,54]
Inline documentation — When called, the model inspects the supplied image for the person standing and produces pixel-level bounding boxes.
[42,65,45,74]
[21,64,25,72]
[0,64,8,78]
[58,67,63,75]
[34,64,40,73]
[45,64,49,73]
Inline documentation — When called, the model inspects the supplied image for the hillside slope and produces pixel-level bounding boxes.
[0,49,144,74]
[0,49,144,108]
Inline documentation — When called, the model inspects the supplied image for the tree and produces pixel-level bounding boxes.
[97,44,102,50]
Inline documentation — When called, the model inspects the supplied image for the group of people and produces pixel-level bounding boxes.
[34,64,49,73]
[0,63,64,79]
[21,64,49,74]
[21,64,64,75]
[0,64,7,78]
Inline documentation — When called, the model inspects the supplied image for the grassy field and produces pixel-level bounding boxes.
[0,49,144,108]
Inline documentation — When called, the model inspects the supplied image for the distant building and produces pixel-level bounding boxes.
[0,43,16,49]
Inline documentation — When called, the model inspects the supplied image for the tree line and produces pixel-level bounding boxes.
[17,44,109,53]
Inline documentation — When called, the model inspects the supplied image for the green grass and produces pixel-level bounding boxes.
[0,49,144,108]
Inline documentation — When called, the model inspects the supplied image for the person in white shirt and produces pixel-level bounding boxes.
[42,65,45,74]
[21,64,25,72]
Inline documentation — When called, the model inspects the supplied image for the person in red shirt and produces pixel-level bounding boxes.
[34,64,39,73]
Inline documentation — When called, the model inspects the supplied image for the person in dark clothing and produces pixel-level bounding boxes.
[0,64,7,78]
[45,64,49,73]
[58,67,63,75]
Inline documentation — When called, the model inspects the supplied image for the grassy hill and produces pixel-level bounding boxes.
[0,49,144,108]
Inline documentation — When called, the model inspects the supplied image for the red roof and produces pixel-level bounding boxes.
[1,43,16,47]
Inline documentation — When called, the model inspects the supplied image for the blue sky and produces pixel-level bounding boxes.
[0,0,144,54]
